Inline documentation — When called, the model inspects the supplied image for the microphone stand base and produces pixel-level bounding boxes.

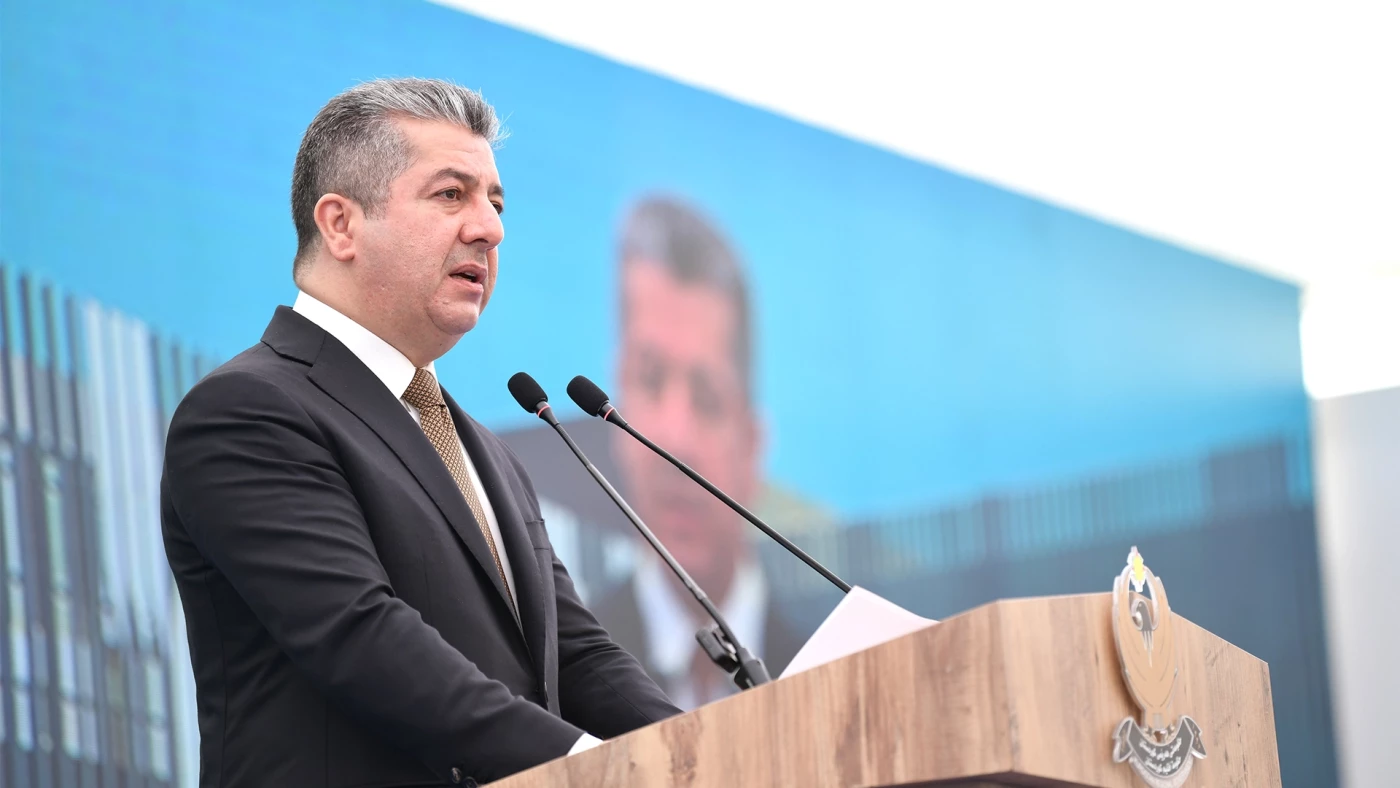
[696,625,771,690]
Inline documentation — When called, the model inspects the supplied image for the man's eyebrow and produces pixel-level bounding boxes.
[428,167,477,188]
[427,167,504,201]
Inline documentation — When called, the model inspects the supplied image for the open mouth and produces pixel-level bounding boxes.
[451,271,481,283]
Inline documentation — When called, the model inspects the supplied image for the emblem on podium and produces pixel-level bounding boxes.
[1110,547,1207,788]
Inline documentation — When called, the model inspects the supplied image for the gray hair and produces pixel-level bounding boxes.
[618,196,755,405]
[290,77,502,274]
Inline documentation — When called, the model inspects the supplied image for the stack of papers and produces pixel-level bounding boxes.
[780,586,938,678]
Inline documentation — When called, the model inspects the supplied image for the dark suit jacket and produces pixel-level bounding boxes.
[161,307,679,788]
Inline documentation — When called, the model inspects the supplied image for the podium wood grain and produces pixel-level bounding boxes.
[494,593,1281,787]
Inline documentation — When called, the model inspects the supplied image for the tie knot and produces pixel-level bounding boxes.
[403,368,444,411]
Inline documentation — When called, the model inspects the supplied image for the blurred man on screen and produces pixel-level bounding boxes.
[592,197,805,709]
[160,78,678,788]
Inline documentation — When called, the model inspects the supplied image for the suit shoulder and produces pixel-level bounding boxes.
[202,339,311,385]
[173,344,311,424]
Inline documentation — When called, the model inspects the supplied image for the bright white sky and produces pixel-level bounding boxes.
[440,0,1400,397]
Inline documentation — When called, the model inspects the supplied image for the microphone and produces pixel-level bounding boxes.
[566,375,852,594]
[506,372,771,689]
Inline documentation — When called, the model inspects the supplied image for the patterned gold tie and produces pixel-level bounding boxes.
[402,368,515,611]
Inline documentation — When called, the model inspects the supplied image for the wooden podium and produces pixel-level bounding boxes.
[495,593,1280,787]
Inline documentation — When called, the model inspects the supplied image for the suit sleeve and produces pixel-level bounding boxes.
[503,450,683,736]
[164,370,584,783]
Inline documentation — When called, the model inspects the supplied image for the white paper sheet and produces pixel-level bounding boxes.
[779,586,937,678]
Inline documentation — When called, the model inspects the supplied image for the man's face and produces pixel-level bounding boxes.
[616,261,759,587]
[351,118,505,350]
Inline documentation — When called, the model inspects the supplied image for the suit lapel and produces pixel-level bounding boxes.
[270,309,517,620]
[445,391,549,677]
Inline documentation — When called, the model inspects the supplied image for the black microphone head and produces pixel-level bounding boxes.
[508,372,549,414]
[567,375,612,417]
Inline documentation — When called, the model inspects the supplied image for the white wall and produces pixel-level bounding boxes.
[1314,386,1400,787]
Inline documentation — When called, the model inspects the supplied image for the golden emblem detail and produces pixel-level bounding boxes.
[1111,547,1206,788]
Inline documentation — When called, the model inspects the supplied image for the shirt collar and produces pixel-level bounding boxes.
[633,553,768,680]
[292,290,434,399]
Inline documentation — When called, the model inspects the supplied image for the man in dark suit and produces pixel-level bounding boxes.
[591,197,805,708]
[160,78,679,788]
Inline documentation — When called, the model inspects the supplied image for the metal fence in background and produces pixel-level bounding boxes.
[760,435,1312,602]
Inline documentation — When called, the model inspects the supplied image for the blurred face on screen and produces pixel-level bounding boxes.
[617,261,759,598]
[317,118,505,365]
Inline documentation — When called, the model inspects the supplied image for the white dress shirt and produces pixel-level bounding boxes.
[293,291,603,753]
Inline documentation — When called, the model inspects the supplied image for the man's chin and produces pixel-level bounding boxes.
[430,306,482,337]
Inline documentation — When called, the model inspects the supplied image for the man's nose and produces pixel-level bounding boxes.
[648,380,702,464]
[460,201,505,248]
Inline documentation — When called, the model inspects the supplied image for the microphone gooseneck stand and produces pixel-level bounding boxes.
[566,375,852,594]
[507,373,770,690]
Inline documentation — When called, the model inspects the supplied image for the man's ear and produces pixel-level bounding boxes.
[313,193,361,262]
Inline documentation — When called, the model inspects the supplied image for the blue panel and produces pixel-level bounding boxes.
[0,0,1307,516]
